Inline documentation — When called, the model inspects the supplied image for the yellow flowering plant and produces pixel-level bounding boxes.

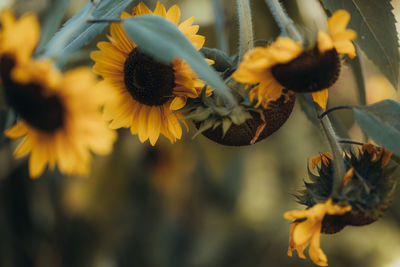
[0,0,399,267]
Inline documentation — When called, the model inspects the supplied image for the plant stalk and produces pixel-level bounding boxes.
[237,0,254,62]
[317,104,346,197]
[264,0,303,42]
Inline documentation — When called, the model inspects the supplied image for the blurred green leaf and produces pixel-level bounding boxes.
[320,0,399,88]
[297,93,320,128]
[35,0,72,54]
[122,15,237,107]
[354,100,400,156]
[44,0,134,62]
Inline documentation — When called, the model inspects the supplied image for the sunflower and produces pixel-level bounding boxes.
[233,10,356,109]
[2,59,117,178]
[91,2,211,145]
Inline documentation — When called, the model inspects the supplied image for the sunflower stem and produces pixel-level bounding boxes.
[316,103,346,197]
[264,0,303,42]
[212,0,229,53]
[237,0,254,62]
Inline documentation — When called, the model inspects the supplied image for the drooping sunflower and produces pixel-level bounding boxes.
[285,145,395,266]
[91,2,211,145]
[233,10,357,109]
[2,59,117,178]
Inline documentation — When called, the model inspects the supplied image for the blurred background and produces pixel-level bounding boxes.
[0,0,400,266]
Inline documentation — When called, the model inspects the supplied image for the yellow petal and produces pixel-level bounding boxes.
[327,10,350,35]
[312,89,329,110]
[166,5,181,25]
[147,106,161,146]
[308,224,328,267]
[153,2,167,17]
[29,146,48,179]
[317,31,334,54]
[333,40,356,59]
[14,137,33,158]
[138,105,150,143]
[170,96,187,111]
[133,2,152,16]
[5,121,28,138]
[0,9,16,28]
[268,37,303,63]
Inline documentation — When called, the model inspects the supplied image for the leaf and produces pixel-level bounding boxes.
[35,0,72,54]
[320,0,399,88]
[44,0,134,61]
[297,93,320,128]
[122,15,237,107]
[354,100,400,157]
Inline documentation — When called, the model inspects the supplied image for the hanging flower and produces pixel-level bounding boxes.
[284,199,351,266]
[2,58,117,178]
[233,10,356,109]
[91,2,211,145]
[289,145,396,265]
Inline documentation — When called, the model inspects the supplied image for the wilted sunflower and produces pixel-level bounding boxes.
[233,10,356,109]
[2,59,117,178]
[285,145,397,266]
[91,2,211,145]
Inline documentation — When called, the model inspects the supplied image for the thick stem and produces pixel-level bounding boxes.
[264,0,303,42]
[237,0,254,62]
[317,104,346,197]
[212,0,229,53]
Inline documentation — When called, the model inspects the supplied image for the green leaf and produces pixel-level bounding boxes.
[44,0,134,62]
[122,15,237,107]
[297,93,320,128]
[354,100,400,157]
[35,0,72,54]
[320,0,399,88]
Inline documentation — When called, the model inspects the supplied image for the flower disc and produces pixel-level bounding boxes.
[271,47,340,93]
[199,93,295,146]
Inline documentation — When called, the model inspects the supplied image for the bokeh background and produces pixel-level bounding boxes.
[0,0,400,266]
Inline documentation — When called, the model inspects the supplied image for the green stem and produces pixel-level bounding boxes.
[264,0,303,42]
[237,0,254,62]
[316,104,346,197]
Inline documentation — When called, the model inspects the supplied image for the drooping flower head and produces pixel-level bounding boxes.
[285,145,396,265]
[91,2,211,145]
[0,11,116,178]
[233,10,356,109]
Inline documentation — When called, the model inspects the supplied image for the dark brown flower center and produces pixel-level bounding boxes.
[271,47,340,93]
[0,55,65,133]
[123,48,175,106]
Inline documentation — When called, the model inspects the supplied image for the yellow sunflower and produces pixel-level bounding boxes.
[3,60,117,178]
[284,199,352,266]
[91,2,211,145]
[233,10,356,109]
